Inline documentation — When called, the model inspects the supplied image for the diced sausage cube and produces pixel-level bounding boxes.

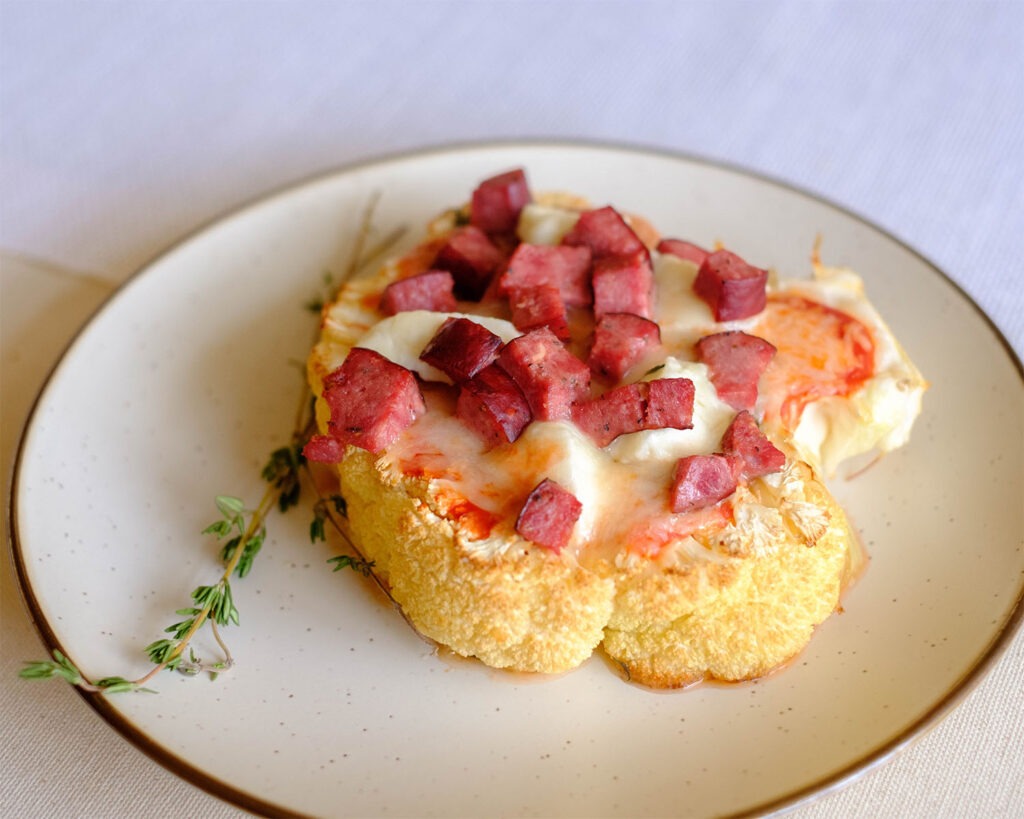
[434,225,506,300]
[588,312,661,381]
[561,205,647,259]
[643,378,695,430]
[456,364,532,448]
[656,238,709,266]
[721,411,786,478]
[592,251,655,319]
[693,249,768,321]
[695,330,777,411]
[304,348,425,458]
[379,270,457,315]
[302,435,345,463]
[571,383,647,447]
[419,317,503,383]
[515,478,583,553]
[669,454,739,513]
[470,168,531,236]
[508,283,570,341]
[569,374,697,445]
[499,243,593,307]
[496,327,591,421]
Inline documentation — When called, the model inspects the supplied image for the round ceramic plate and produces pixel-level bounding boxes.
[12,143,1024,817]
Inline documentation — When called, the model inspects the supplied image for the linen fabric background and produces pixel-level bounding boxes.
[2,1,1021,817]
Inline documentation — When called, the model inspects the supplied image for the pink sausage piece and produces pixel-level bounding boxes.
[721,410,786,478]
[380,270,457,315]
[496,327,591,421]
[434,225,506,301]
[588,312,661,382]
[470,168,531,236]
[420,316,503,383]
[695,330,776,412]
[693,249,768,321]
[571,383,647,447]
[499,243,593,307]
[561,205,647,259]
[304,348,425,459]
[644,378,695,431]
[657,238,709,266]
[508,283,570,341]
[515,478,583,553]
[456,364,532,448]
[592,251,655,319]
[669,454,740,513]
[572,377,694,447]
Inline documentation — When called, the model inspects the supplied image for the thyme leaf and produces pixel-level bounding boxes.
[262,445,305,512]
[19,650,81,685]
[20,651,155,694]
[327,554,376,576]
[310,494,347,543]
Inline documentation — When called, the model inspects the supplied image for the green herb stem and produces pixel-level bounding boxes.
[135,485,277,687]
[21,193,411,694]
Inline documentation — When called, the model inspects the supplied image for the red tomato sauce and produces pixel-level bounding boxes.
[755,294,875,429]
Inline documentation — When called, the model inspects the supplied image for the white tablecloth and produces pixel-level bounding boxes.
[2,2,1022,816]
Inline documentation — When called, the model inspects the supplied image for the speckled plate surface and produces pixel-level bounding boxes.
[11,143,1024,817]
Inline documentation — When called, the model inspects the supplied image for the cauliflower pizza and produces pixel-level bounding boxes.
[304,169,925,688]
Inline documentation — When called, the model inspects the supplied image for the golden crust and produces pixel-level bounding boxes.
[332,440,853,685]
[602,467,853,687]
[307,194,861,687]
[339,450,615,673]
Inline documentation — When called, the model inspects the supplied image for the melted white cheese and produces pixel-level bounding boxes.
[517,203,581,246]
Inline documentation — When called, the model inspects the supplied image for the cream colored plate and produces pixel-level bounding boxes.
[11,143,1024,817]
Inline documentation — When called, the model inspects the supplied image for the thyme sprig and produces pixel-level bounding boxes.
[21,192,413,693]
[20,489,275,693]
[18,652,152,694]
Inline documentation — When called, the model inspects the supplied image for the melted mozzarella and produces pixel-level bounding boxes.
[485,420,684,561]
[383,357,737,560]
[790,368,924,475]
[651,255,712,348]
[517,203,581,246]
